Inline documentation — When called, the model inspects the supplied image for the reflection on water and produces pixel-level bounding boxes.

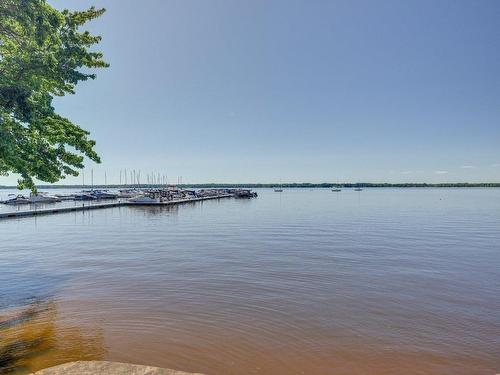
[0,301,105,374]
[128,204,180,217]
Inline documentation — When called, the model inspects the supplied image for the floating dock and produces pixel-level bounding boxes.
[0,194,233,220]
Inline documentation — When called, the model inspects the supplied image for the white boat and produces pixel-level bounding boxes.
[55,193,76,201]
[29,192,61,203]
[128,195,160,204]
[2,194,30,205]
[87,190,118,199]
[118,189,140,198]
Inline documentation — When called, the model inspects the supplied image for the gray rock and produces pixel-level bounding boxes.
[31,361,205,375]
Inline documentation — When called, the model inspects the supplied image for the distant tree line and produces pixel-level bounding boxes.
[1,182,499,189]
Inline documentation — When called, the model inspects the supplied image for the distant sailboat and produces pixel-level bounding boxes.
[354,187,363,191]
[274,180,283,192]
[332,178,341,192]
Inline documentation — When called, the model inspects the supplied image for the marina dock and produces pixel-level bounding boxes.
[0,194,235,220]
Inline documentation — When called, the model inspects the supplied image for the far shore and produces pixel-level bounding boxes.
[1,182,500,190]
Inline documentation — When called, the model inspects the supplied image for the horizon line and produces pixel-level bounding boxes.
[1,182,500,189]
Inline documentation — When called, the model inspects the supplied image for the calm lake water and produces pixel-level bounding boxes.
[1,188,499,375]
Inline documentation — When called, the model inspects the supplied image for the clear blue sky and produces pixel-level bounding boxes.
[3,0,500,185]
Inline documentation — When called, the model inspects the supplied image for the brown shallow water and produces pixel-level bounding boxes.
[1,188,499,374]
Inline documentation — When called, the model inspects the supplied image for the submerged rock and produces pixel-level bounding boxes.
[31,361,205,375]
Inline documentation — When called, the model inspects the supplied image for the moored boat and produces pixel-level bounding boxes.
[1,194,30,205]
[29,192,61,203]
[73,193,96,201]
[54,193,76,201]
[118,189,140,198]
[90,190,118,200]
[233,189,258,198]
[128,192,161,204]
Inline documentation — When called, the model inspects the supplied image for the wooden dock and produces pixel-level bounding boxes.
[0,194,233,220]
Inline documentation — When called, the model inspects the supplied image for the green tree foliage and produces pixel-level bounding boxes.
[0,0,108,191]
